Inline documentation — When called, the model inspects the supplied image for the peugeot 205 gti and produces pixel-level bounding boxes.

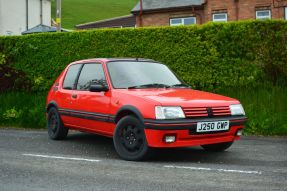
[46,58,247,161]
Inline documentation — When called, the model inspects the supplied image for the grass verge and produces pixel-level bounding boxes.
[0,92,46,128]
[0,86,286,135]
[217,86,287,135]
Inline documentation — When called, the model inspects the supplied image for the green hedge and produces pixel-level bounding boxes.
[0,20,286,92]
[0,20,287,135]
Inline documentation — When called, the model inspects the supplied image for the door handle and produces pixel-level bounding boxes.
[71,94,77,99]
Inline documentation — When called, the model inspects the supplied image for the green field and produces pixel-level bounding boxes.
[51,0,138,29]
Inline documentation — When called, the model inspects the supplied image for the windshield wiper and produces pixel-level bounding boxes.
[128,83,171,89]
[170,83,191,88]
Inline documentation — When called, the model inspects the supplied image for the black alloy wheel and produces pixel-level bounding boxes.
[113,115,151,161]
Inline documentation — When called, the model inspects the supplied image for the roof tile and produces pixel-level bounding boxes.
[132,0,205,12]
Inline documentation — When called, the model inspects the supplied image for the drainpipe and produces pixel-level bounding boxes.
[235,0,239,21]
[139,0,143,27]
[26,0,29,30]
[40,0,43,24]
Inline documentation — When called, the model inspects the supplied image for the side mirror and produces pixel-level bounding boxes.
[89,84,109,92]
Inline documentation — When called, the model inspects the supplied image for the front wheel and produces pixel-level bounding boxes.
[113,116,152,161]
[201,141,233,152]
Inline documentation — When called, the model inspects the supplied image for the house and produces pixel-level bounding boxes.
[0,0,51,36]
[76,15,136,30]
[76,0,287,30]
[131,0,287,27]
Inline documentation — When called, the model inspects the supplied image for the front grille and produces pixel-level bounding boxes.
[183,106,231,118]
[212,106,231,116]
[183,107,208,118]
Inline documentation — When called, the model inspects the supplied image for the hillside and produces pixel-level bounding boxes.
[51,0,138,29]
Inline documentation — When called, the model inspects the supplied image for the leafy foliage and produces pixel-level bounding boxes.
[0,20,286,135]
[1,20,286,92]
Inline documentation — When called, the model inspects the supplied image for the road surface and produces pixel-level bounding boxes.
[0,129,286,191]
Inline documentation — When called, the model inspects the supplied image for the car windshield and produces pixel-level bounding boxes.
[107,61,187,89]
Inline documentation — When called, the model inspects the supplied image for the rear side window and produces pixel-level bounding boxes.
[63,64,82,90]
[76,63,106,91]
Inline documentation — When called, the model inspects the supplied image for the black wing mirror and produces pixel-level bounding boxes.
[89,84,109,92]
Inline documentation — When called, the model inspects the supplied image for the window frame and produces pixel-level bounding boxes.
[212,13,228,22]
[75,62,107,91]
[62,64,83,90]
[256,10,271,20]
[285,7,287,20]
[169,16,197,26]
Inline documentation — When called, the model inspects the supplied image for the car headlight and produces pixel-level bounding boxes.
[229,104,245,116]
[155,106,185,119]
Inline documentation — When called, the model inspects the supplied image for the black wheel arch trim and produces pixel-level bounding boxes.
[46,101,59,112]
[115,105,145,124]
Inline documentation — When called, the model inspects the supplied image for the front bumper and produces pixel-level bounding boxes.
[143,116,247,148]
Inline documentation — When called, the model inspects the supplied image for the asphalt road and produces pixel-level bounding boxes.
[0,129,286,191]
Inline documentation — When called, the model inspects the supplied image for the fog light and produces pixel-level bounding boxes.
[236,129,243,136]
[164,135,176,143]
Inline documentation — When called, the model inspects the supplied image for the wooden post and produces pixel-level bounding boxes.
[56,0,62,32]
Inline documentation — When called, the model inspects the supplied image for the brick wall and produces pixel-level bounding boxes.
[136,9,204,27]
[136,0,287,27]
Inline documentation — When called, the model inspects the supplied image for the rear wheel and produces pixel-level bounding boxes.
[47,107,68,140]
[201,141,233,152]
[113,116,151,161]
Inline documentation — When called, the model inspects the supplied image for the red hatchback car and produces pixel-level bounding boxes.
[46,58,247,161]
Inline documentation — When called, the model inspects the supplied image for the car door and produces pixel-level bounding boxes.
[71,62,113,134]
[57,63,83,127]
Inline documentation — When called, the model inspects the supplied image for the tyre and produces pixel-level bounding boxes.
[113,115,151,161]
[201,141,233,152]
[47,107,68,140]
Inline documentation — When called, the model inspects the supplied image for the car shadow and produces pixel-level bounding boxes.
[64,132,237,164]
[149,147,235,163]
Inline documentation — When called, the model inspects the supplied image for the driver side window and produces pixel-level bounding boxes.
[76,63,107,91]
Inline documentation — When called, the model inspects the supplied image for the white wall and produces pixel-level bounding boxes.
[0,0,2,34]
[43,0,51,26]
[0,0,51,36]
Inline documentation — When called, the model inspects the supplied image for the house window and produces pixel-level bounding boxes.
[170,17,196,26]
[256,10,271,20]
[212,13,228,22]
[285,7,287,20]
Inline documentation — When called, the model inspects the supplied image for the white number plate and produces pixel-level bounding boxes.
[196,121,229,133]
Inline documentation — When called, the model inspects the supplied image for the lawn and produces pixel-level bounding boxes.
[1,87,286,135]
[216,86,287,136]
[51,0,138,29]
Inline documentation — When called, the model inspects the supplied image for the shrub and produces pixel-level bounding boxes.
[0,20,286,92]
[0,20,286,135]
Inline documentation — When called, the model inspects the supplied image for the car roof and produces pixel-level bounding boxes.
[70,58,155,64]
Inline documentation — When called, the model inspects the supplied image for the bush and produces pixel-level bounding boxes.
[0,20,286,92]
[0,92,46,128]
[0,20,286,135]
